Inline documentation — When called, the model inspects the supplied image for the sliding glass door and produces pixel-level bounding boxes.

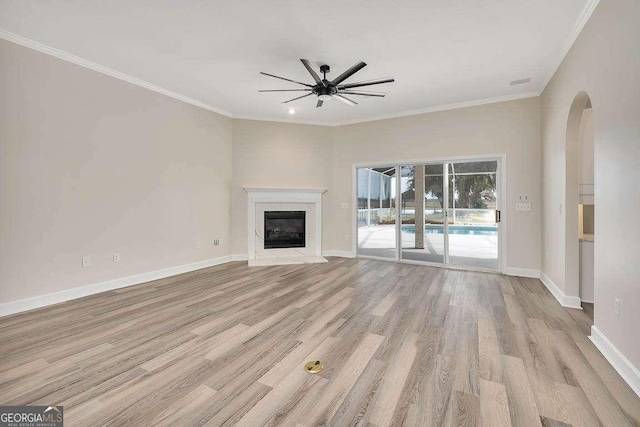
[356,157,501,272]
[446,160,499,270]
[357,166,397,259]
[400,164,446,264]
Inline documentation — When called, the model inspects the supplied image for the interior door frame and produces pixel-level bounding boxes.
[352,153,507,274]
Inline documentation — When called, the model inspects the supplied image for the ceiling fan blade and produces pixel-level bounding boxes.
[258,89,312,92]
[301,59,325,87]
[340,90,386,97]
[282,93,313,104]
[338,77,394,89]
[333,94,358,106]
[316,99,323,108]
[331,61,367,85]
[260,72,313,87]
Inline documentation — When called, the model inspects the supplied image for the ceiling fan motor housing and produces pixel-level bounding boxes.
[259,59,394,107]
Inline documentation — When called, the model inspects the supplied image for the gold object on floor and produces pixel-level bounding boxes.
[304,360,323,374]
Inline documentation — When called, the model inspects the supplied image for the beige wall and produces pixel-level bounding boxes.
[329,97,541,272]
[579,108,594,188]
[540,0,640,368]
[231,98,542,273]
[230,120,334,255]
[0,39,233,304]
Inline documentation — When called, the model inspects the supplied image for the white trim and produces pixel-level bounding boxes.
[0,256,233,318]
[230,115,334,128]
[1,30,542,127]
[589,326,640,398]
[322,250,356,258]
[540,271,582,309]
[243,187,326,194]
[352,153,508,169]
[0,30,232,118]
[506,268,541,279]
[539,0,600,92]
[498,155,508,274]
[579,184,595,195]
[351,167,359,256]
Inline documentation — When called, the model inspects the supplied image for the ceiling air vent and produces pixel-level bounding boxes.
[510,77,531,86]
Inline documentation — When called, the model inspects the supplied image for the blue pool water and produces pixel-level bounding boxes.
[401,225,498,236]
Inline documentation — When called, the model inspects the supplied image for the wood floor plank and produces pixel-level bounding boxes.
[480,378,512,427]
[368,332,417,426]
[502,354,542,427]
[300,333,385,426]
[454,390,481,427]
[0,258,638,426]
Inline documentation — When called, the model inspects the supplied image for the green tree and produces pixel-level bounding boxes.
[407,162,496,209]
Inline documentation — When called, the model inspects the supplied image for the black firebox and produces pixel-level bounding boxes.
[264,211,306,249]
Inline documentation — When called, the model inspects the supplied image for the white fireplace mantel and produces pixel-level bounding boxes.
[244,187,327,266]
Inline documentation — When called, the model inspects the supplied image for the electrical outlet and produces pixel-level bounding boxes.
[213,239,223,246]
[344,234,349,241]
[517,194,529,201]
[113,253,120,263]
[516,203,532,211]
[195,241,201,249]
[82,256,91,268]
[615,298,621,316]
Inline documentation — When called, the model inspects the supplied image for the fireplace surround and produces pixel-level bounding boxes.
[244,187,327,266]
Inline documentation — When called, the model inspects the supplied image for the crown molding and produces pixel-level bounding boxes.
[3,9,603,128]
[0,29,233,118]
[231,114,334,127]
[539,0,600,93]
[329,91,541,126]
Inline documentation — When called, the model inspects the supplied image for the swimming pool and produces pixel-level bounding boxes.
[401,225,498,236]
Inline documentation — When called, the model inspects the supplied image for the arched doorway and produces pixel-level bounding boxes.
[565,91,594,318]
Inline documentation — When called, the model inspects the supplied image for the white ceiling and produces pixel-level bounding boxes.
[0,0,595,125]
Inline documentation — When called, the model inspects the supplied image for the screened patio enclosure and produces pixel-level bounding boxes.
[356,160,501,271]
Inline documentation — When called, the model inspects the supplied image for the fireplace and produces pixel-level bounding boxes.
[244,187,327,266]
[264,211,306,249]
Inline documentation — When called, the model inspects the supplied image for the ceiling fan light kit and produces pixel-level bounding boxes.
[259,59,394,109]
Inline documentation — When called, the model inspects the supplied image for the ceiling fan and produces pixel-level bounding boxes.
[259,59,394,108]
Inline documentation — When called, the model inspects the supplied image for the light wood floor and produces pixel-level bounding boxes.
[1,258,639,426]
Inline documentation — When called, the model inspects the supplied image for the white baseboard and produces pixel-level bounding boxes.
[322,250,356,258]
[540,271,582,309]
[0,256,233,318]
[506,268,541,279]
[590,326,640,398]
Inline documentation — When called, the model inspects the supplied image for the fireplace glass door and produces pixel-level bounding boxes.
[264,211,306,249]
